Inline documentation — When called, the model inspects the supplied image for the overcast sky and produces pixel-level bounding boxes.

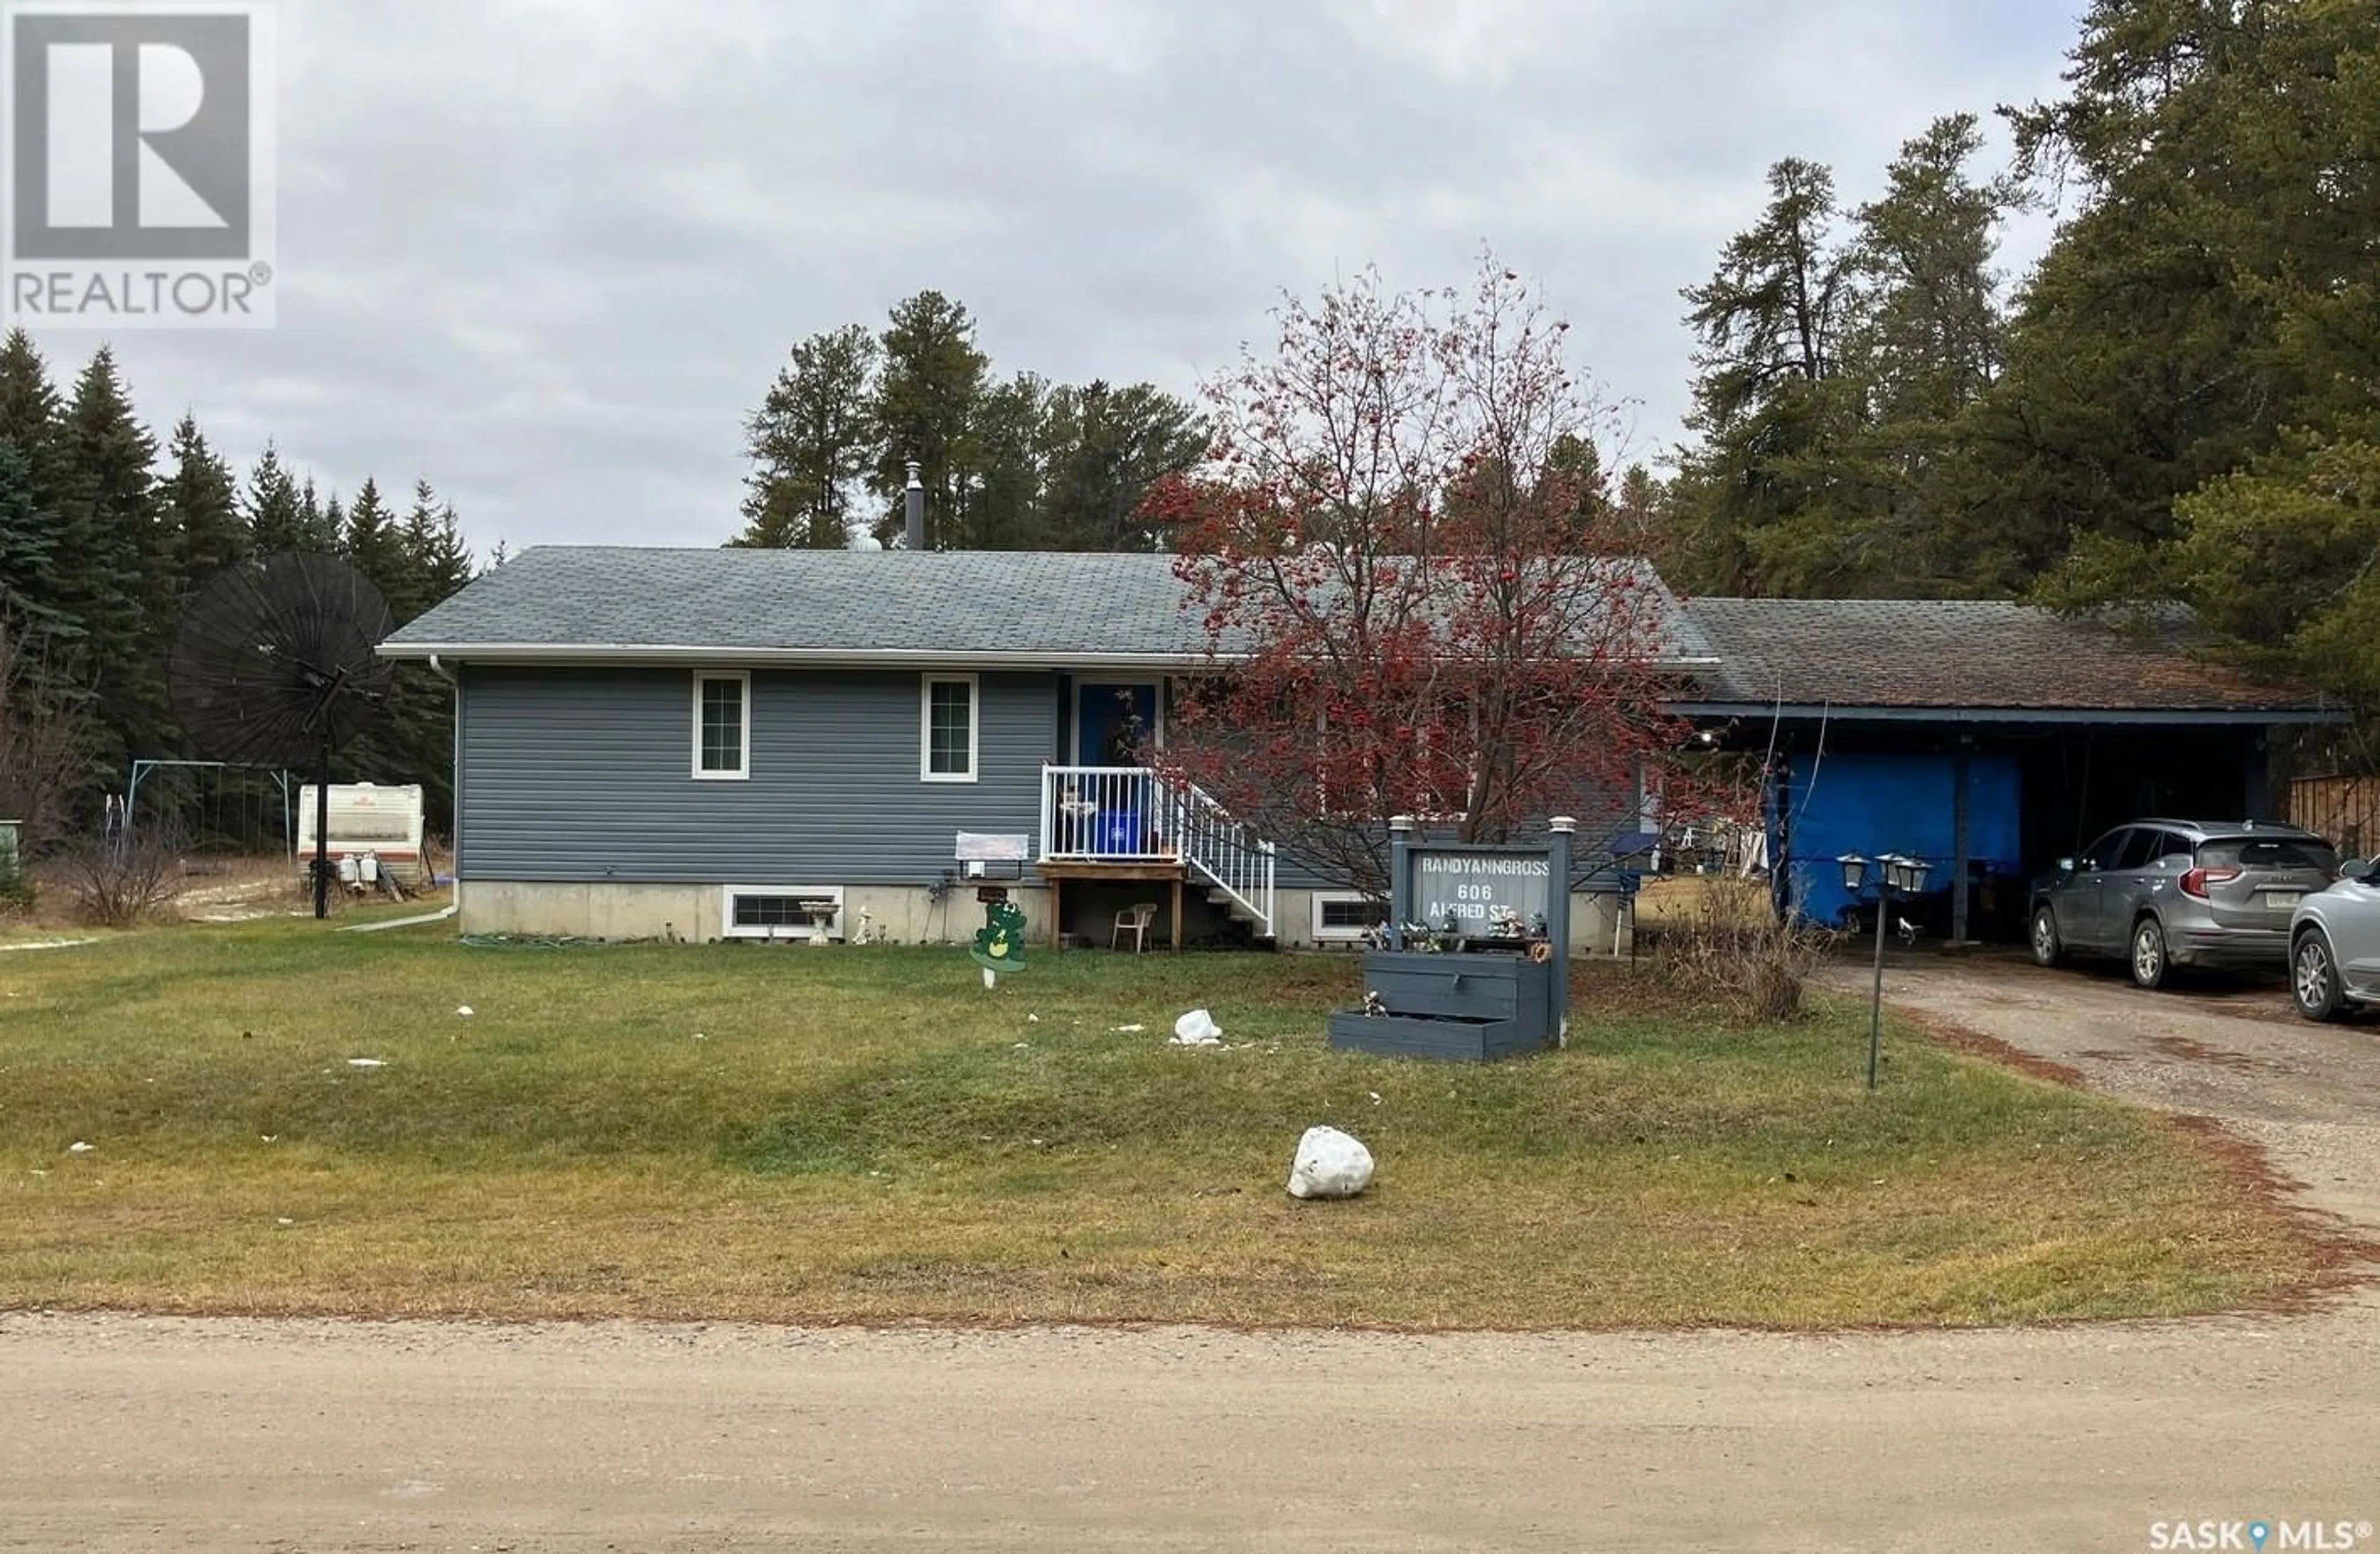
[30,0,2081,559]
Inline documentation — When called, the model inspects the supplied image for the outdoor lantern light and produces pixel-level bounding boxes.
[1853,854,1931,1093]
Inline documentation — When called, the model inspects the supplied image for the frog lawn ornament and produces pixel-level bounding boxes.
[970,898,1029,988]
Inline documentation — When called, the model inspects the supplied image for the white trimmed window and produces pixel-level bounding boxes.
[922,674,979,782]
[1311,891,1388,943]
[692,671,750,780]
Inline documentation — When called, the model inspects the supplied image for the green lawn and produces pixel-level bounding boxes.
[0,919,2326,1328]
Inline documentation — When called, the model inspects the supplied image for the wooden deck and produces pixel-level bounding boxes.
[1037,858,1189,950]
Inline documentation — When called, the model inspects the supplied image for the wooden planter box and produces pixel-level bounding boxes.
[1327,950,1554,1063]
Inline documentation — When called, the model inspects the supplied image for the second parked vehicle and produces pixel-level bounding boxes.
[2030,819,2339,989]
[2287,857,2380,1021]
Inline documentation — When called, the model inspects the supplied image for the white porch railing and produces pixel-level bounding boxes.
[1039,765,1277,939]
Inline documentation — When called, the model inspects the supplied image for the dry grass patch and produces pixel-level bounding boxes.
[0,922,2329,1329]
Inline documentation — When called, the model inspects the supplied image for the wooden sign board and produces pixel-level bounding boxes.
[1412,850,1552,932]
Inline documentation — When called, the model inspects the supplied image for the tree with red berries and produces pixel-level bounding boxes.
[1146,256,1693,896]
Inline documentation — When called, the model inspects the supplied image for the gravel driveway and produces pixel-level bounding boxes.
[1829,950,2380,1249]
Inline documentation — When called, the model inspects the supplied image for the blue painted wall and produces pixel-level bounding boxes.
[1771,751,2021,929]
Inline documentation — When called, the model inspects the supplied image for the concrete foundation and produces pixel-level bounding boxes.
[456,881,1633,954]
[458,881,1051,945]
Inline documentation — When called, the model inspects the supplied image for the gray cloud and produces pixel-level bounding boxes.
[31,0,2076,557]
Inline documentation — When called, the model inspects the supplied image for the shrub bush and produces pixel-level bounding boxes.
[58,826,185,929]
[1647,874,1836,1023]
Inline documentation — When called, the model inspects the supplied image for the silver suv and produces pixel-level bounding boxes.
[2288,856,2380,1020]
[2030,819,2339,989]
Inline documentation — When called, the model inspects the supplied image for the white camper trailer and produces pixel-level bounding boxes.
[295,783,429,888]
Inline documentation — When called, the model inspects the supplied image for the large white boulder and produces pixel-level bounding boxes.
[1286,1125,1375,1200]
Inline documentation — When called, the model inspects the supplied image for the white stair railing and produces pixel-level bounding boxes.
[1167,777,1276,940]
[1041,766,1276,938]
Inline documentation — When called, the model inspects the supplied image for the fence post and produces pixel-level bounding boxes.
[1388,815,1415,950]
[1548,816,1575,1044]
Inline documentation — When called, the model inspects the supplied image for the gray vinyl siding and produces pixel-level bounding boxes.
[457,666,1055,883]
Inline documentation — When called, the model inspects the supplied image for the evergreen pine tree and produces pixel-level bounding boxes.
[243,443,307,554]
[161,413,246,591]
[0,444,61,632]
[297,477,330,550]
[958,371,1051,550]
[1669,158,1866,594]
[1038,381,1204,552]
[425,501,475,597]
[340,477,407,603]
[736,324,879,549]
[53,348,162,767]
[866,291,989,549]
[0,331,71,634]
[400,480,473,607]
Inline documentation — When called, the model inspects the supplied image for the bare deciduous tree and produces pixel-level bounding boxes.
[1147,255,1694,894]
[0,611,94,851]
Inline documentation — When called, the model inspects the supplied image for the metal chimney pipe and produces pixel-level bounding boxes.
[904,460,925,552]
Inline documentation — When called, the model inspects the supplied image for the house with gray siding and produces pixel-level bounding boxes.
[379,547,1691,950]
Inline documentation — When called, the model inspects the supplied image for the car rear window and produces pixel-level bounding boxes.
[2196,837,2338,872]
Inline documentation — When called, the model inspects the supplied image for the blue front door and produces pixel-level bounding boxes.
[1075,683,1160,855]
[1078,682,1158,766]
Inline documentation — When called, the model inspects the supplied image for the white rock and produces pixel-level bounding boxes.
[1171,1009,1223,1046]
[1286,1126,1374,1200]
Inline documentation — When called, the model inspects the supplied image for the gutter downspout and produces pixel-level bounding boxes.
[429,653,462,929]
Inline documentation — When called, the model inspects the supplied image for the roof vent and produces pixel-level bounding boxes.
[904,461,924,552]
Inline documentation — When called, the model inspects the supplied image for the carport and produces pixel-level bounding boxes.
[1678,599,2344,944]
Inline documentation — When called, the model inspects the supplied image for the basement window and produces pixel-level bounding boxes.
[1311,892,1388,943]
[721,885,843,942]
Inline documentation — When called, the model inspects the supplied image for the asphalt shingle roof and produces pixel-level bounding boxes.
[385,554,2322,717]
[384,549,1215,658]
[1683,598,2327,713]
[382,547,1703,663]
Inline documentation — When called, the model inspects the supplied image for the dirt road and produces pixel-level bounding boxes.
[6,957,2377,1552]
[4,1304,2376,1553]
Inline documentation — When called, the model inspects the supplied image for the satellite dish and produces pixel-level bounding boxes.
[169,552,395,919]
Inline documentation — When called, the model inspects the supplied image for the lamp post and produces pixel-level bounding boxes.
[1839,852,1933,1090]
